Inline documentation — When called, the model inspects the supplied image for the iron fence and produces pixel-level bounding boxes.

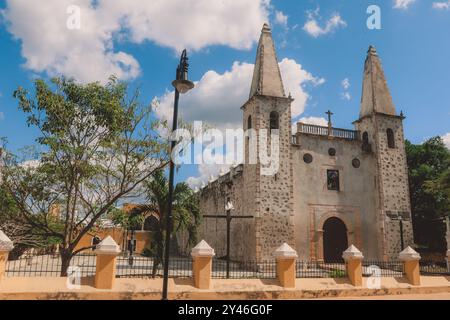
[212,259,276,279]
[362,260,404,277]
[296,261,347,278]
[6,254,96,277]
[419,260,450,276]
[115,255,192,278]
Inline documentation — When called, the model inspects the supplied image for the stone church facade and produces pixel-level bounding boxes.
[195,24,414,262]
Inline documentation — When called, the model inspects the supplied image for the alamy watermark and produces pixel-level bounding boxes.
[170,121,280,176]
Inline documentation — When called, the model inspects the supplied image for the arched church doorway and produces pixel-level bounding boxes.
[323,217,348,263]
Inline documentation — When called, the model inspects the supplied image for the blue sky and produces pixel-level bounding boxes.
[0,0,449,186]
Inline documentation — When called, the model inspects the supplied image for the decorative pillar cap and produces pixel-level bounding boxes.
[0,230,14,252]
[95,236,120,255]
[273,243,298,260]
[399,246,421,261]
[342,245,364,261]
[191,240,215,257]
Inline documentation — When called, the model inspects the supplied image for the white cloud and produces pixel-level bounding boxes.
[155,58,324,129]
[177,59,324,188]
[442,133,450,149]
[2,0,271,83]
[433,1,450,10]
[298,116,328,126]
[303,10,347,38]
[275,10,288,27]
[394,0,416,9]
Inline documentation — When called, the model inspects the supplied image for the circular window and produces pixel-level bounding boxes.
[328,148,336,156]
[303,153,313,164]
[352,158,361,168]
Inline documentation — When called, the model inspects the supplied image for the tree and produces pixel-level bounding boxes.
[0,77,169,275]
[0,181,62,259]
[406,137,450,252]
[136,170,200,277]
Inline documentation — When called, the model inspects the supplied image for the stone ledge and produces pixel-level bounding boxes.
[0,276,448,300]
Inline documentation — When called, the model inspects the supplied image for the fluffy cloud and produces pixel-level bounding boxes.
[2,0,270,83]
[442,133,450,149]
[298,116,328,126]
[303,9,347,38]
[155,58,324,129]
[393,0,416,9]
[175,59,324,188]
[274,11,288,27]
[433,1,450,9]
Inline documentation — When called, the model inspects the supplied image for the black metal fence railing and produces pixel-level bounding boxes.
[296,261,347,278]
[7,253,449,279]
[212,259,276,279]
[6,254,96,277]
[115,256,193,278]
[362,261,404,277]
[419,260,450,276]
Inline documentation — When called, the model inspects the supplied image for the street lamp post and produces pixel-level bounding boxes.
[162,49,194,300]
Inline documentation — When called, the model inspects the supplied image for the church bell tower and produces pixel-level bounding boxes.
[354,46,414,259]
[241,24,295,261]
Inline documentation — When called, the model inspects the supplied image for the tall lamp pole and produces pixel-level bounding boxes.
[162,49,194,300]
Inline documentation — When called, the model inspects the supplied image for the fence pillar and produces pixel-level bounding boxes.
[191,240,215,289]
[0,230,14,280]
[399,246,421,286]
[274,243,298,288]
[94,236,120,289]
[342,245,364,287]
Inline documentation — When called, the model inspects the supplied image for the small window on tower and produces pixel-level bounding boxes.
[270,111,279,132]
[327,170,340,191]
[387,129,395,148]
[248,115,252,130]
[362,132,369,144]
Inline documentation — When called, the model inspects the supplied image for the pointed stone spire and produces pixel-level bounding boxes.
[249,23,286,99]
[359,45,396,118]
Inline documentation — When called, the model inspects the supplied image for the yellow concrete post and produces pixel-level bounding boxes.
[94,236,120,289]
[191,240,215,289]
[399,246,421,286]
[342,245,364,287]
[274,243,298,288]
[0,230,14,280]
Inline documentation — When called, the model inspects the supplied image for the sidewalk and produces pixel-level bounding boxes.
[0,276,449,300]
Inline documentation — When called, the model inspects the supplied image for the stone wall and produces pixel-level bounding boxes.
[196,166,257,261]
[355,113,414,259]
[251,96,295,260]
[292,133,379,260]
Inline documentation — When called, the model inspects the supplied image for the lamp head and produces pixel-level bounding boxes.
[173,49,195,94]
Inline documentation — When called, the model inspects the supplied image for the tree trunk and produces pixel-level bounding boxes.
[59,248,73,277]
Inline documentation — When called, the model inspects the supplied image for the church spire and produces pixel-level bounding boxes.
[359,46,396,118]
[249,23,286,99]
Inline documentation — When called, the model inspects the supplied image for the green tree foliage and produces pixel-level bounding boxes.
[0,77,169,275]
[406,137,450,252]
[137,169,200,277]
